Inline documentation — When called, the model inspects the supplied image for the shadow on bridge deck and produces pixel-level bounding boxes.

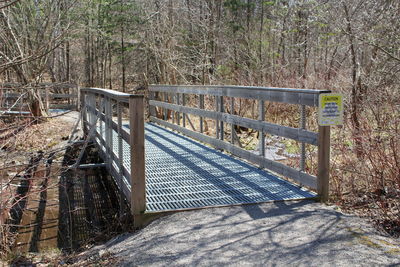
[144,123,315,213]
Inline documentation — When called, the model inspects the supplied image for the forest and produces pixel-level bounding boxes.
[0,0,399,251]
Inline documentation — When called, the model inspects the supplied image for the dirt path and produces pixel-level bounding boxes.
[76,200,400,266]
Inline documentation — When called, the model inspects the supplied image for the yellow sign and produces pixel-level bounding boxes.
[318,93,343,126]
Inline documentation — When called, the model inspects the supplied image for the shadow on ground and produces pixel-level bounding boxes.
[11,143,131,256]
[83,200,400,266]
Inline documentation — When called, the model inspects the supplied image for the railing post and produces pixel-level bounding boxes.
[129,95,146,227]
[45,86,49,112]
[317,125,330,202]
[105,97,112,170]
[215,96,219,139]
[300,105,306,172]
[182,93,186,128]
[163,92,168,121]
[258,100,265,157]
[219,96,224,140]
[117,101,124,216]
[177,93,180,125]
[199,95,204,133]
[231,97,235,144]
[80,90,88,137]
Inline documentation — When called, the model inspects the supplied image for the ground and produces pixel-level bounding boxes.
[71,200,399,266]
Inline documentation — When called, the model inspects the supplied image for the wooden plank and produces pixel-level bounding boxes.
[81,87,131,103]
[317,126,330,202]
[149,100,318,145]
[49,104,77,110]
[49,93,78,98]
[149,85,330,107]
[129,96,146,226]
[150,116,317,189]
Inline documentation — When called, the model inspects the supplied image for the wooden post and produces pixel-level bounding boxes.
[199,95,204,133]
[80,90,88,137]
[182,93,186,128]
[163,92,167,121]
[231,97,234,144]
[129,95,146,227]
[258,100,265,157]
[105,97,113,169]
[300,105,306,171]
[77,85,81,111]
[172,94,175,124]
[117,101,124,216]
[177,93,180,125]
[45,86,49,112]
[219,96,224,140]
[215,96,219,139]
[149,91,156,118]
[317,125,330,202]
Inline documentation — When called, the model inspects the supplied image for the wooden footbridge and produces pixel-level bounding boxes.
[80,85,331,227]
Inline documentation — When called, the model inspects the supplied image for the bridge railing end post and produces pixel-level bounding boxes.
[317,125,330,202]
[129,95,146,222]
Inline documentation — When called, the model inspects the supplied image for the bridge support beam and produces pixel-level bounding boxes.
[129,95,146,228]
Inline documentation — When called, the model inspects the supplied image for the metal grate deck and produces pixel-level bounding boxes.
[144,123,315,212]
[95,121,316,212]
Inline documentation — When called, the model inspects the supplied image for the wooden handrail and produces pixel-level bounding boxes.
[81,88,145,226]
[148,84,331,200]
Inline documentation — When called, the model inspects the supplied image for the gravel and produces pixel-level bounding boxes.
[80,200,400,266]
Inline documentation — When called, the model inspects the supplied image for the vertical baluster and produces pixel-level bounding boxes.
[105,97,110,165]
[220,96,224,140]
[300,104,306,171]
[81,91,88,136]
[231,97,235,144]
[199,95,204,133]
[215,96,219,139]
[172,93,175,124]
[149,91,156,118]
[259,100,265,157]
[182,93,186,128]
[117,101,123,215]
[177,93,180,125]
[163,92,168,121]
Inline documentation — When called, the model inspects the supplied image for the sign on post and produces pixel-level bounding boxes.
[318,93,343,126]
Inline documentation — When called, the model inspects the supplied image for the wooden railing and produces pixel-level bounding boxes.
[148,85,331,201]
[0,83,79,112]
[80,88,145,226]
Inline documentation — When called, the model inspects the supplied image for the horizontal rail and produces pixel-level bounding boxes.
[2,93,78,98]
[149,85,331,106]
[81,87,136,103]
[150,116,317,189]
[150,100,318,145]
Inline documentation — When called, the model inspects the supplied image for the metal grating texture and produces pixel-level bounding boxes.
[144,123,315,212]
